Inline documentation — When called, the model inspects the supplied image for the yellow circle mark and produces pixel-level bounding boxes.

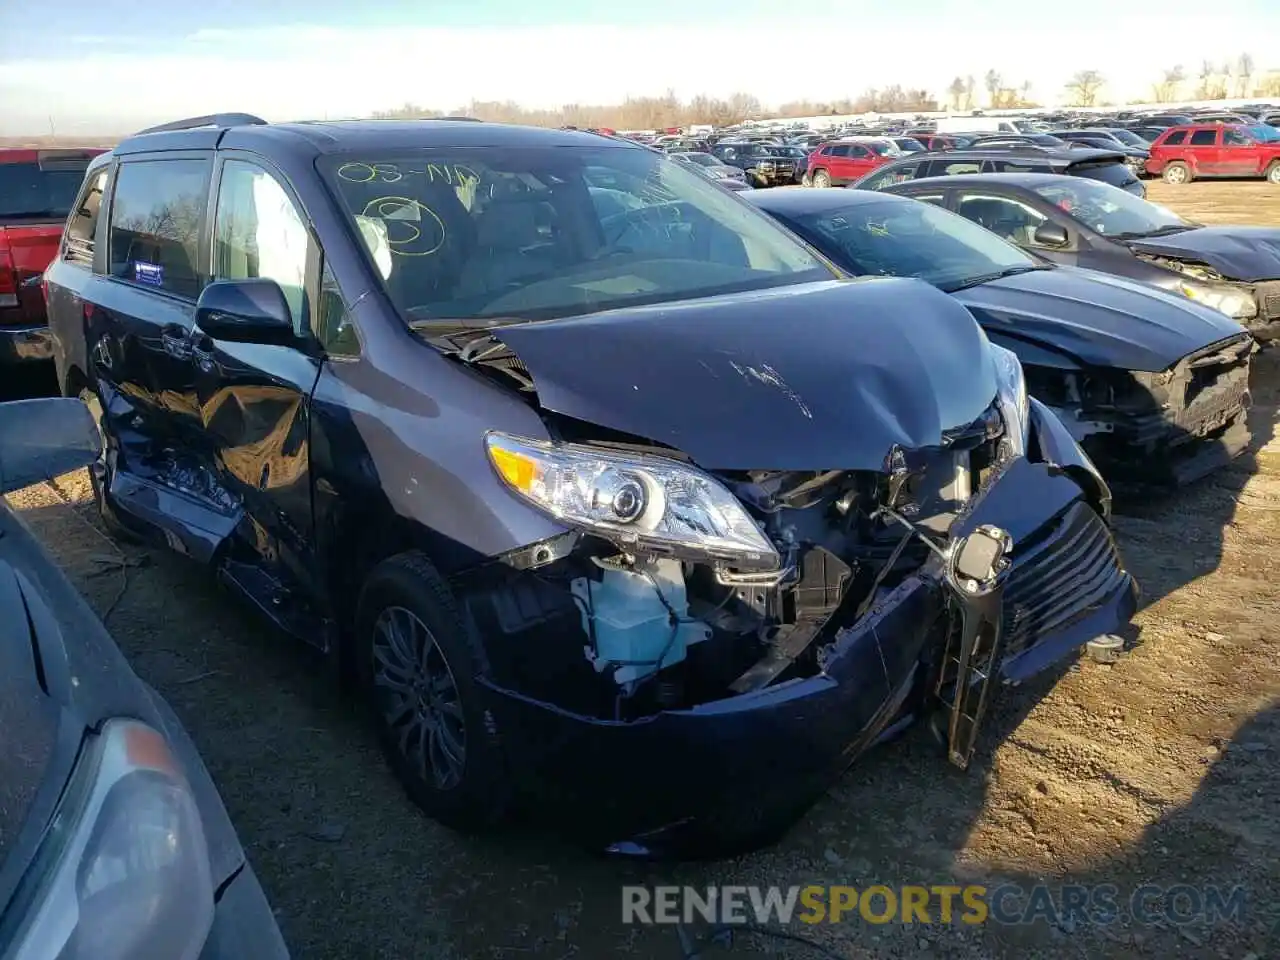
[361,197,446,257]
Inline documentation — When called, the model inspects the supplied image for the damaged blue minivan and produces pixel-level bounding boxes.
[44,115,1138,856]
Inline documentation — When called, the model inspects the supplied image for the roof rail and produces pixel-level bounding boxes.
[134,113,268,136]
[437,116,482,122]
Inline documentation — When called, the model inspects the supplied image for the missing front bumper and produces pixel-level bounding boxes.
[479,461,1136,855]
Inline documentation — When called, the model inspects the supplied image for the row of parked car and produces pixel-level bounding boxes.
[0,110,1275,955]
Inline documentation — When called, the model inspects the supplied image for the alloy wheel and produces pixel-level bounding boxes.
[371,605,467,790]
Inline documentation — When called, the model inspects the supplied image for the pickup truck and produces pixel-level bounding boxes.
[0,149,105,366]
[709,141,799,187]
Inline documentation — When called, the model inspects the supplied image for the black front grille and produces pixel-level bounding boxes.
[1000,501,1126,660]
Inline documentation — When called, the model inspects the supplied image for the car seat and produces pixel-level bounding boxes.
[454,196,563,300]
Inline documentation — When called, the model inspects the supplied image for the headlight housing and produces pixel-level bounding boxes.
[1176,279,1258,319]
[990,344,1030,458]
[2,720,214,960]
[486,433,780,570]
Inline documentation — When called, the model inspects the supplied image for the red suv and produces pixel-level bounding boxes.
[0,148,106,365]
[1146,124,1280,185]
[806,140,895,187]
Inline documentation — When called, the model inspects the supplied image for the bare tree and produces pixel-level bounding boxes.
[1237,52,1255,97]
[1020,80,1034,106]
[947,76,966,111]
[1065,70,1105,107]
[984,69,1002,108]
[1152,65,1185,103]
[963,75,976,111]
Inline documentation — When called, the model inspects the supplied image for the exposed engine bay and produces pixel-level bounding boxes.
[461,402,1011,723]
[1021,333,1253,485]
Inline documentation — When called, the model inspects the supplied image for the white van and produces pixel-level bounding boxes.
[934,116,1046,135]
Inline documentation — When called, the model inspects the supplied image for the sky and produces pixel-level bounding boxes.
[1,0,1277,135]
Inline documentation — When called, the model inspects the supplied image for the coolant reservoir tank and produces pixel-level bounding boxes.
[571,559,711,690]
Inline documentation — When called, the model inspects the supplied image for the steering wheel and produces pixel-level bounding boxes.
[599,202,687,250]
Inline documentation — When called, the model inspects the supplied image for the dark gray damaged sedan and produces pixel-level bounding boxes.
[46,118,1137,856]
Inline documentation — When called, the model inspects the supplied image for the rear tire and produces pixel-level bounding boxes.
[812,169,831,188]
[1266,161,1280,185]
[355,550,510,832]
[1162,162,1191,185]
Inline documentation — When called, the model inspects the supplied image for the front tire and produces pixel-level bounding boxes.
[812,169,831,188]
[1162,162,1191,185]
[355,551,509,831]
[1266,161,1280,185]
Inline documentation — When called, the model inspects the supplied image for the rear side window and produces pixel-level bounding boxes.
[64,170,107,267]
[1070,161,1138,190]
[1161,130,1187,146]
[941,161,981,175]
[108,158,211,299]
[987,160,1051,173]
[1189,129,1217,146]
[0,155,93,220]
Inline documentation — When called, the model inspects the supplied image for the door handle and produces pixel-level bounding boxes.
[191,343,216,374]
[161,330,191,359]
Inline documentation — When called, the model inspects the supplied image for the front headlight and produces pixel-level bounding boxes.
[486,433,780,570]
[1176,279,1258,319]
[990,344,1030,458]
[3,720,213,960]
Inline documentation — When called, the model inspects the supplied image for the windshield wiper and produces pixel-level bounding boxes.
[942,264,1049,292]
[408,316,528,361]
[1110,223,1193,240]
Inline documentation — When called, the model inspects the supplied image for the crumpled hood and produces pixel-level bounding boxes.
[1123,226,1280,283]
[952,266,1245,373]
[494,278,998,472]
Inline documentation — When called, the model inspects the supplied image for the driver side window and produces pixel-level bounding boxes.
[955,194,1047,246]
[213,160,311,333]
[1223,129,1251,146]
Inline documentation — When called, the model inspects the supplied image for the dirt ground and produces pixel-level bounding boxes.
[5,180,1280,960]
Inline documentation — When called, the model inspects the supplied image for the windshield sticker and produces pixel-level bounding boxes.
[575,276,660,296]
[132,261,163,286]
[354,216,393,279]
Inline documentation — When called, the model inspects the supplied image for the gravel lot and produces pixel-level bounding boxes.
[6,180,1280,960]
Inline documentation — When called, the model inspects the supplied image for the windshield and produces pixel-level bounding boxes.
[322,146,832,322]
[0,160,91,219]
[1106,129,1148,146]
[858,141,895,156]
[783,197,1037,292]
[1247,124,1280,143]
[1030,177,1187,237]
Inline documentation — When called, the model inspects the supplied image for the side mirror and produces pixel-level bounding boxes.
[1033,222,1070,248]
[0,398,100,494]
[195,279,297,346]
